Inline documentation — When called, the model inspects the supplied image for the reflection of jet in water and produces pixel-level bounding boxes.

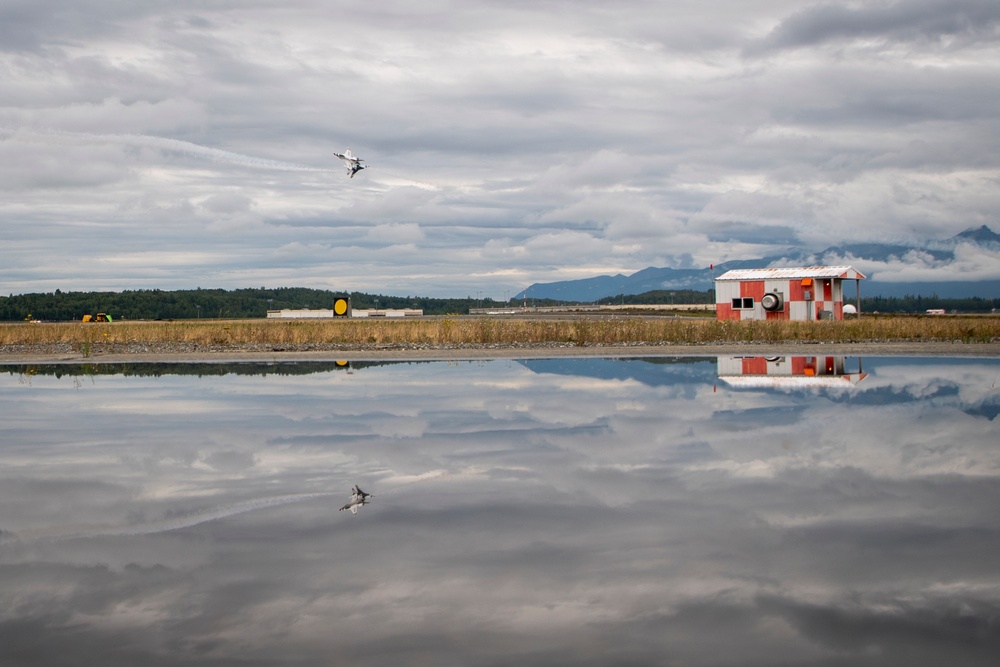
[339,485,372,514]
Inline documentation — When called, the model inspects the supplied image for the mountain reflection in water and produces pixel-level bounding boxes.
[1,356,999,666]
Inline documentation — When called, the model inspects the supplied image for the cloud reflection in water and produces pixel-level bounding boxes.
[1,356,999,666]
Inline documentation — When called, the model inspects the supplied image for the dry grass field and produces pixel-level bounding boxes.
[2,314,999,352]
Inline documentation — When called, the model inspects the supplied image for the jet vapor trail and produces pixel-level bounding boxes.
[6,492,336,544]
[1,468,486,545]
[3,127,332,172]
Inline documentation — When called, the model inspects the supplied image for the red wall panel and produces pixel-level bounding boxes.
[740,280,765,300]
[742,357,768,375]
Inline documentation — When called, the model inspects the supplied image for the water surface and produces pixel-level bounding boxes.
[2,356,999,666]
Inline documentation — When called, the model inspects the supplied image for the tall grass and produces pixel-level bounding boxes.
[2,315,999,348]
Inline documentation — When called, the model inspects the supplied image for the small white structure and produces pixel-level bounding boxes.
[714,266,864,321]
[266,308,422,319]
[349,309,422,318]
[267,309,335,319]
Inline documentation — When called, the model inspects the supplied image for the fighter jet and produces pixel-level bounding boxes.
[333,148,366,178]
[339,485,372,514]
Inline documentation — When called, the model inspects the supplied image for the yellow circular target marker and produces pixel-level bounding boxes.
[333,298,349,316]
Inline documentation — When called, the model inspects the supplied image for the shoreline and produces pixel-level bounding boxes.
[3,340,1000,364]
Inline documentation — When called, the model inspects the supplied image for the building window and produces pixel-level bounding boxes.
[731,297,754,309]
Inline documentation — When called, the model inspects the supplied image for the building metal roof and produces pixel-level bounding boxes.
[714,266,866,281]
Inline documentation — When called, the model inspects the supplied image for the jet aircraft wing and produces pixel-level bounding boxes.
[334,148,366,177]
[339,484,372,514]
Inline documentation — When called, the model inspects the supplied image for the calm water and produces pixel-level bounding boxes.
[2,356,999,666]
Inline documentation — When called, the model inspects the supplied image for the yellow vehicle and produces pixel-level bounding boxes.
[82,313,113,322]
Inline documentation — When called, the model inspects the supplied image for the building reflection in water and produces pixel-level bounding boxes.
[717,355,867,389]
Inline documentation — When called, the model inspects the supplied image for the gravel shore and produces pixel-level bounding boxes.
[3,339,1000,364]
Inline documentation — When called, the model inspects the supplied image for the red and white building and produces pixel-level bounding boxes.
[714,266,865,321]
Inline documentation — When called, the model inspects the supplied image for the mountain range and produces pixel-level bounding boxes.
[515,226,1000,301]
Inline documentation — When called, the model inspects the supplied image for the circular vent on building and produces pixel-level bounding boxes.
[761,292,783,312]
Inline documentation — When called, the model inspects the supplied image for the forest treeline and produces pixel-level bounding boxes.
[596,290,715,305]
[1,287,997,321]
[0,287,507,321]
[861,294,999,314]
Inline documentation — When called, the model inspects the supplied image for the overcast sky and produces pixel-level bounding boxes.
[2,0,999,298]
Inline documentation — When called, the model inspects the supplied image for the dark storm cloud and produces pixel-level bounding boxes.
[751,0,1000,54]
[706,222,801,244]
[0,0,125,53]
[0,2,48,52]
[519,357,714,387]
[757,593,1000,665]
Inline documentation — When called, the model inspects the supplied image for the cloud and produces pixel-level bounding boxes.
[748,0,1000,55]
[819,241,1000,282]
[364,222,425,245]
[200,192,255,216]
[3,98,207,135]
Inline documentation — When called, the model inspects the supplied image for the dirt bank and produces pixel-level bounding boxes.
[2,340,999,365]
